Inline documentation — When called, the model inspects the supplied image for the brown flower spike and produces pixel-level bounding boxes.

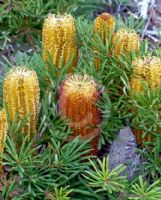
[0,109,7,175]
[130,56,161,144]
[42,13,78,72]
[58,74,101,155]
[93,13,115,69]
[112,29,140,56]
[3,67,40,136]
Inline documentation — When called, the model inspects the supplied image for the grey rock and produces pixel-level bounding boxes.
[109,127,141,180]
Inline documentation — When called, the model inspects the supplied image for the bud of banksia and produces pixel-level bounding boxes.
[93,13,115,69]
[42,13,78,72]
[112,29,140,56]
[130,56,161,144]
[3,67,40,136]
[58,74,101,155]
[0,109,7,174]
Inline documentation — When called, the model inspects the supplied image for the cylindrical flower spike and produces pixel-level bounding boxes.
[130,58,149,96]
[42,13,78,72]
[93,13,115,69]
[112,29,140,56]
[130,56,161,144]
[0,109,7,174]
[58,74,101,155]
[94,13,115,43]
[3,67,40,136]
[148,57,161,90]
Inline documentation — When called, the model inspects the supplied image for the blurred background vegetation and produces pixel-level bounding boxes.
[0,0,160,61]
[0,0,134,54]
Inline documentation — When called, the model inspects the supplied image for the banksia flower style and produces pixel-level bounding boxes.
[58,74,101,155]
[42,13,78,72]
[112,29,140,56]
[3,67,40,136]
[93,13,115,69]
[0,109,7,174]
[130,56,161,144]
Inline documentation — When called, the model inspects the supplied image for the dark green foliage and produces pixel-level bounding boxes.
[1,5,161,199]
[138,138,161,179]
[84,157,127,195]
[129,86,161,142]
[0,0,106,43]
[45,186,72,200]
[2,114,92,199]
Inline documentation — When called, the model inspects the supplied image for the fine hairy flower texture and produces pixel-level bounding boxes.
[42,13,78,72]
[93,13,115,69]
[112,28,140,56]
[3,67,40,136]
[0,109,7,175]
[130,56,161,144]
[58,74,101,155]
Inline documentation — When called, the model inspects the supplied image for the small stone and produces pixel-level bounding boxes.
[109,127,141,180]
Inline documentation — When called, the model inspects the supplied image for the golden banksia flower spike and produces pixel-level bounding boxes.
[94,13,115,43]
[112,28,140,56]
[58,74,101,155]
[3,67,40,136]
[130,56,161,144]
[0,109,7,175]
[42,13,78,72]
[93,13,115,69]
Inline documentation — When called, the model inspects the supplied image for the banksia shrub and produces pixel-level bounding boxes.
[0,109,7,174]
[130,56,161,144]
[112,29,140,56]
[58,74,101,155]
[42,13,78,72]
[3,67,40,136]
[93,13,115,69]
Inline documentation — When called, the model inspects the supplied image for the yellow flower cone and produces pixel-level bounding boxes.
[112,29,140,56]
[93,13,115,69]
[42,13,78,72]
[130,56,161,144]
[3,67,40,136]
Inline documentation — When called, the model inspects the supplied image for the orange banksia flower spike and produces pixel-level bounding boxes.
[58,74,101,155]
